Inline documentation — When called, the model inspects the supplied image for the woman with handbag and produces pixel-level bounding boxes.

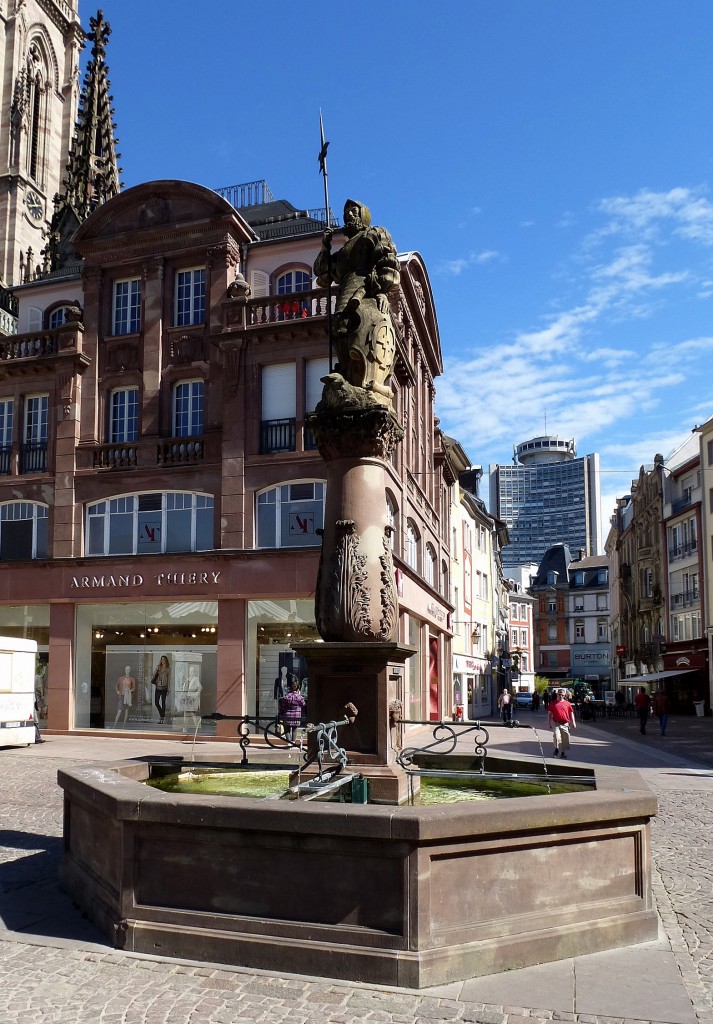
[151,655,170,724]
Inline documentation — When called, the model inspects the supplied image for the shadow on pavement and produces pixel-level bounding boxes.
[0,830,108,946]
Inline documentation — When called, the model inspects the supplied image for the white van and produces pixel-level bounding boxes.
[0,636,38,747]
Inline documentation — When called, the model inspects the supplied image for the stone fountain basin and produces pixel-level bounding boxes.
[58,757,657,989]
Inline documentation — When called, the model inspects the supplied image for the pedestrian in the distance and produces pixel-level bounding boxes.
[634,686,651,735]
[532,690,540,713]
[548,688,576,758]
[652,689,669,736]
[497,687,512,724]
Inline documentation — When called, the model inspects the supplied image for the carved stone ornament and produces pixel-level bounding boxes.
[138,196,170,229]
[207,239,240,269]
[226,272,250,300]
[106,341,138,373]
[315,520,397,644]
[307,399,404,463]
[171,333,202,365]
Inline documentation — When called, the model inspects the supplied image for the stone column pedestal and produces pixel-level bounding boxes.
[293,640,415,803]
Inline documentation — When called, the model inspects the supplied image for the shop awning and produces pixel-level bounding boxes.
[623,669,697,685]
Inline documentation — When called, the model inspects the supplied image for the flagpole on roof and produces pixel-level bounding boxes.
[318,110,334,372]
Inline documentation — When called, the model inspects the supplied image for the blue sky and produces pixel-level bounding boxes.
[97,0,713,540]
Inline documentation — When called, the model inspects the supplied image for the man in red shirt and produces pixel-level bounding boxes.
[547,689,576,758]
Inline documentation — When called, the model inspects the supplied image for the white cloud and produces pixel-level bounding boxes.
[435,182,713,495]
[437,250,504,276]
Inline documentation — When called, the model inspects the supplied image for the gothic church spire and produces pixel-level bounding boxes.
[44,9,122,273]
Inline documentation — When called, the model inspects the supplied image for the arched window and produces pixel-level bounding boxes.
[405,519,420,571]
[86,492,213,556]
[425,543,437,588]
[25,44,48,183]
[276,270,311,295]
[48,306,73,329]
[0,502,48,560]
[256,481,325,548]
[275,269,311,320]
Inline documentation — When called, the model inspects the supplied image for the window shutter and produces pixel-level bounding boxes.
[250,270,270,298]
[27,307,42,332]
[305,357,329,412]
[262,363,296,420]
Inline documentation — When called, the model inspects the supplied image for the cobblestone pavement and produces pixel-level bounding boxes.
[1,745,712,1023]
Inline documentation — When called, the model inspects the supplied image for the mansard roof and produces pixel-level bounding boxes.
[531,543,573,589]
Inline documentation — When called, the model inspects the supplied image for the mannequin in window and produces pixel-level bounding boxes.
[151,655,170,724]
[274,665,289,701]
[113,666,136,729]
[181,664,202,734]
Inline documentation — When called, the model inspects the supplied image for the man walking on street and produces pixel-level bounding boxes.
[498,688,513,724]
[548,688,576,758]
[634,686,651,735]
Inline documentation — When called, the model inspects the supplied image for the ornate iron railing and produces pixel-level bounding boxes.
[207,704,358,787]
[260,418,295,454]
[396,719,492,772]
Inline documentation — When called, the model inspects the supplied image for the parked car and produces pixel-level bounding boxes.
[515,692,533,709]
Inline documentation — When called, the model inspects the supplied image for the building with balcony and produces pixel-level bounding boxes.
[607,445,708,711]
[3,178,455,737]
[489,435,601,573]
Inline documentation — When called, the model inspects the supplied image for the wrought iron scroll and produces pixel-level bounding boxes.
[396,719,491,773]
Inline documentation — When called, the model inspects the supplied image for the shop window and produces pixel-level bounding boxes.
[256,481,325,548]
[174,268,206,326]
[173,380,204,437]
[86,492,214,556]
[74,601,218,732]
[112,278,141,335]
[110,387,139,443]
[0,501,48,560]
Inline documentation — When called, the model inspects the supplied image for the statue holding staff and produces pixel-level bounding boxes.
[314,199,400,407]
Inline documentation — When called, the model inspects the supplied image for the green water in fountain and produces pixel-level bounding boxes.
[147,769,292,798]
[414,776,589,803]
[146,768,589,801]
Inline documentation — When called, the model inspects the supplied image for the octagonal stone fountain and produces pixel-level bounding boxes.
[58,200,657,987]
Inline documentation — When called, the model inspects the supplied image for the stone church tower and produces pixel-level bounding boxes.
[0,0,83,289]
